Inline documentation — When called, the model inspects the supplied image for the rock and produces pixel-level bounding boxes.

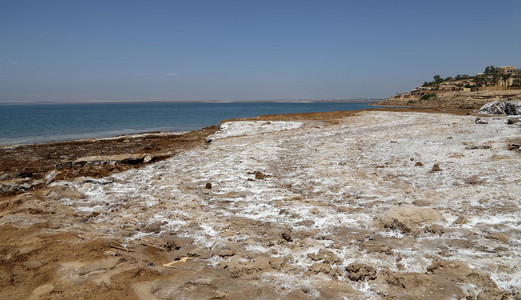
[0,173,11,181]
[311,263,331,274]
[425,224,445,235]
[508,144,520,151]
[479,100,521,115]
[505,100,521,115]
[143,221,164,233]
[478,101,505,115]
[465,144,491,150]
[268,257,285,270]
[281,232,293,242]
[345,263,376,281]
[485,233,509,243]
[431,164,442,172]
[18,168,34,178]
[464,175,485,185]
[376,206,446,235]
[254,171,269,180]
[307,249,341,264]
[507,118,521,124]
[205,182,212,189]
[453,215,467,225]
[44,170,59,185]
[0,180,32,194]
[30,284,55,300]
[143,155,152,163]
[426,258,501,298]
[474,117,488,124]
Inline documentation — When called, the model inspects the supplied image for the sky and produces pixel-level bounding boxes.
[1,0,521,102]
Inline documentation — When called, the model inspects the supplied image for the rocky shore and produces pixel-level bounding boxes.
[376,89,521,109]
[1,107,521,299]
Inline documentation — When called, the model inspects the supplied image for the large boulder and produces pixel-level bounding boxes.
[479,100,521,115]
[505,100,521,115]
[376,206,446,235]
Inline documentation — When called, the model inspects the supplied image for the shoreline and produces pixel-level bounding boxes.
[1,106,471,148]
[3,106,520,299]
[0,101,376,147]
[1,107,520,298]
[0,107,475,196]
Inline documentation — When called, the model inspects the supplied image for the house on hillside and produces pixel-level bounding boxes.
[497,66,518,74]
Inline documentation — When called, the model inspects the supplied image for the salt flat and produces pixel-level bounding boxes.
[3,110,521,299]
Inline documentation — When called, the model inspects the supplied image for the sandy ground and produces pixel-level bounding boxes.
[1,109,521,299]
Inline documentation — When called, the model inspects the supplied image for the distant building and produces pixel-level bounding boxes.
[389,65,521,100]
[497,66,517,74]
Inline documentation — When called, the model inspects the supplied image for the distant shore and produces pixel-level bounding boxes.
[0,99,381,105]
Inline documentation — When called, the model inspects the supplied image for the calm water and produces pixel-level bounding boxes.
[0,102,373,146]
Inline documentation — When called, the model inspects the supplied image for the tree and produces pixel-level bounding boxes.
[484,65,497,75]
[474,74,485,86]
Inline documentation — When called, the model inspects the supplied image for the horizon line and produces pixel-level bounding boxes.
[0,98,382,105]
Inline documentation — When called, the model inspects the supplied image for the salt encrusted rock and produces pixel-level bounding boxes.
[376,206,446,235]
[475,117,489,124]
[479,100,521,115]
[44,170,59,185]
[479,101,505,115]
[345,263,377,281]
[505,100,521,115]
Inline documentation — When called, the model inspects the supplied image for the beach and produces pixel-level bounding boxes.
[1,107,521,299]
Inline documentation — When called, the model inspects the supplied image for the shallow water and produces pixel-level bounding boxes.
[0,101,372,146]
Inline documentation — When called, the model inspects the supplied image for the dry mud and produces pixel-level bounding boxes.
[2,110,521,299]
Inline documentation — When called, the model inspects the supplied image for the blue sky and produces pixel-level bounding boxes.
[1,0,520,101]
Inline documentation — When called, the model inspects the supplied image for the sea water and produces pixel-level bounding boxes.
[0,102,373,146]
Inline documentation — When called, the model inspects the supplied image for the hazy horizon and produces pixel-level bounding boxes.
[2,0,520,102]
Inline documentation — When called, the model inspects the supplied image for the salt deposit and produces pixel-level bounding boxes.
[53,111,521,298]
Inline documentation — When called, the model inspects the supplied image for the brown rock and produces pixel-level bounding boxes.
[431,164,442,172]
[345,263,376,281]
[254,171,269,180]
[451,216,466,226]
[376,206,446,235]
[311,263,331,274]
[281,232,293,242]
[143,221,164,233]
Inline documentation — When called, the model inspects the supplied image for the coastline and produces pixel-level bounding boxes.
[0,107,475,195]
[0,101,376,147]
[2,106,520,299]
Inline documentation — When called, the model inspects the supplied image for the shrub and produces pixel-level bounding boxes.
[420,93,437,101]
